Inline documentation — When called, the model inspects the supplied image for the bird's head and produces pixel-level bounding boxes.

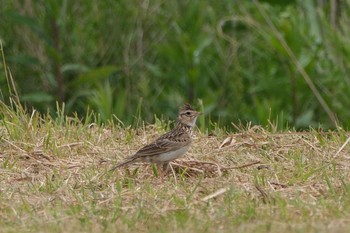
[178,103,202,127]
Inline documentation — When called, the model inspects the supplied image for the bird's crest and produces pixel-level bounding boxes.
[180,103,195,112]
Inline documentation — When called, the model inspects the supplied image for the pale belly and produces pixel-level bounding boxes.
[154,145,190,162]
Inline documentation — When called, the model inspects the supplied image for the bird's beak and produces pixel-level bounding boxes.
[196,111,203,116]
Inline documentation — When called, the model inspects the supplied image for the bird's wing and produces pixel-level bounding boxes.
[131,137,191,159]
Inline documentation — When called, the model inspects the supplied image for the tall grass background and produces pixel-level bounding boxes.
[1,0,349,130]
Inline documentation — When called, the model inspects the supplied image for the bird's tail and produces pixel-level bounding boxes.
[109,158,136,172]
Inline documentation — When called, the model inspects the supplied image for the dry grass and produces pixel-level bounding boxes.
[1,107,350,232]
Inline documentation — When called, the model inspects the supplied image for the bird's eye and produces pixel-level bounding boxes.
[186,111,191,115]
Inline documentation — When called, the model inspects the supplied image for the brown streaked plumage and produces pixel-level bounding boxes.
[110,103,201,171]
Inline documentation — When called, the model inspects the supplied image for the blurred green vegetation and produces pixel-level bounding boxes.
[0,0,349,130]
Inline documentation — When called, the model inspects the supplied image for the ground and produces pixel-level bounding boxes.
[1,109,350,233]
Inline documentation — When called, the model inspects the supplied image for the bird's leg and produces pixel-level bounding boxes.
[162,162,170,173]
[154,162,169,180]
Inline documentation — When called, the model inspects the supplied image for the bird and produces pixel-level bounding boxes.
[110,103,202,172]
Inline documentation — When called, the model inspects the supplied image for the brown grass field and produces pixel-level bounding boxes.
[1,104,350,232]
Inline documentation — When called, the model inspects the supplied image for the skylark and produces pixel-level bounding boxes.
[110,103,201,171]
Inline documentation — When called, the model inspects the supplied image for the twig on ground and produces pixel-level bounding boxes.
[201,187,229,201]
[334,136,350,158]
